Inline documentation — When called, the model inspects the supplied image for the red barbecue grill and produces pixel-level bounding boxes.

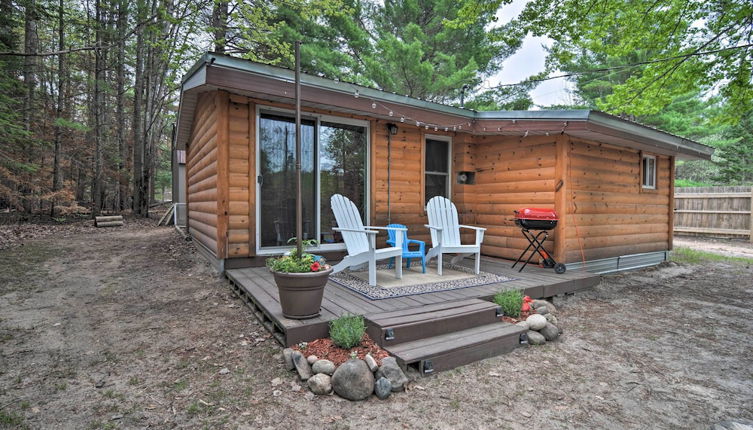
[512,208,566,274]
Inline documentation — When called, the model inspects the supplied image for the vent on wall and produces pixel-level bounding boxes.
[457,171,475,185]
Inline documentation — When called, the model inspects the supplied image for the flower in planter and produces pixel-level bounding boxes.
[266,238,330,273]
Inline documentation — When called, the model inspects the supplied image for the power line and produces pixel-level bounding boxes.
[486,42,753,89]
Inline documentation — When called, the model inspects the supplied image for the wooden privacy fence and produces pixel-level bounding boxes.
[673,186,753,242]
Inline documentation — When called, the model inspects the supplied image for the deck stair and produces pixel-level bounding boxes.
[365,298,527,375]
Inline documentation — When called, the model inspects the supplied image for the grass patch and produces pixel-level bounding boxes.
[329,314,366,349]
[671,247,753,265]
[0,409,25,428]
[493,290,523,318]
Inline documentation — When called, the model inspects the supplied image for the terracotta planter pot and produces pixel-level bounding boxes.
[271,267,332,319]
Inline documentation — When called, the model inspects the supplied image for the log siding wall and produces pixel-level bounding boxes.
[186,92,220,254]
[184,89,675,266]
[564,139,672,262]
[465,135,558,261]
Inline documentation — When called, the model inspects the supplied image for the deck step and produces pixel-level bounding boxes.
[365,298,501,347]
[385,322,527,375]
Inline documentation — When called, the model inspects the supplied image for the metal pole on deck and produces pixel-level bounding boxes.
[295,41,303,258]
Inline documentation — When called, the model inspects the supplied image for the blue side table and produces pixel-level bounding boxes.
[386,223,427,273]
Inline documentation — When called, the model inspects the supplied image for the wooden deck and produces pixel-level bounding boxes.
[225,257,600,347]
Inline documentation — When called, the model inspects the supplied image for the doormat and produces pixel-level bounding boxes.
[329,263,515,300]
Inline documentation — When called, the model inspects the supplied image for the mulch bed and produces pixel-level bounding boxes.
[292,334,390,366]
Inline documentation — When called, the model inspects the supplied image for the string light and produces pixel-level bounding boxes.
[425,125,429,130]
[416,120,421,126]
[434,126,438,131]
[444,127,448,132]
[354,90,359,98]
[388,111,393,117]
[371,102,377,109]
[400,117,405,123]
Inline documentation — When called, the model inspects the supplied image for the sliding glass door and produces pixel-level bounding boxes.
[258,113,316,248]
[257,111,367,251]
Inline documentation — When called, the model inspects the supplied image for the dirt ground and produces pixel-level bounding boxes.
[674,235,753,259]
[1,222,752,429]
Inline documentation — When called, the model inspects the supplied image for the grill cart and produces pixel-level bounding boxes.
[512,208,567,274]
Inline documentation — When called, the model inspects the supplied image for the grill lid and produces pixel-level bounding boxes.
[514,208,559,221]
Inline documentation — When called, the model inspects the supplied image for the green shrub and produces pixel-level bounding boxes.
[493,290,523,318]
[329,314,366,349]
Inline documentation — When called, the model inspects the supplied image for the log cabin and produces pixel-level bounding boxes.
[173,53,713,274]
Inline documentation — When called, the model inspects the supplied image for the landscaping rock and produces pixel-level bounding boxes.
[535,305,549,315]
[515,320,529,330]
[374,377,392,400]
[364,354,379,372]
[219,367,230,375]
[545,313,558,325]
[540,323,560,341]
[307,373,332,395]
[375,357,409,392]
[312,359,336,376]
[527,330,546,345]
[533,300,557,314]
[282,348,295,371]
[307,355,318,365]
[526,314,547,331]
[331,359,374,401]
[292,351,313,381]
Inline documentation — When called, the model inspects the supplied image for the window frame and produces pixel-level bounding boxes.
[641,153,657,190]
[422,134,452,207]
[255,105,370,255]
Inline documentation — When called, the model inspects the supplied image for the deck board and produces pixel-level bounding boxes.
[226,256,601,346]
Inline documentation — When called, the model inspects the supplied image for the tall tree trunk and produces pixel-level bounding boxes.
[22,0,38,132]
[92,0,103,216]
[51,0,66,217]
[116,0,128,211]
[132,0,145,215]
[211,0,228,53]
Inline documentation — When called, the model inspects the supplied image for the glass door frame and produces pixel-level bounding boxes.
[254,105,371,255]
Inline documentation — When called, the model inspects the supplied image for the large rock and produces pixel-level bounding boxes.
[282,348,295,371]
[307,373,332,395]
[527,330,546,345]
[312,359,336,376]
[307,355,318,365]
[526,314,547,331]
[544,313,558,326]
[292,351,313,381]
[375,357,409,392]
[515,320,529,330]
[540,323,560,341]
[332,359,374,401]
[535,305,549,315]
[374,377,392,400]
[533,300,557,314]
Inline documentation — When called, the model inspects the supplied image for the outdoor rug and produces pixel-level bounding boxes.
[329,263,515,300]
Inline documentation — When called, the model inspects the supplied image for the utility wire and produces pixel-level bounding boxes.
[485,42,753,89]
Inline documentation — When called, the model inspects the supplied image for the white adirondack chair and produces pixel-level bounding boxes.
[425,196,486,275]
[330,194,406,287]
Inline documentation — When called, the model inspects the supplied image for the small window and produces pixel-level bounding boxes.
[425,138,450,204]
[642,154,656,189]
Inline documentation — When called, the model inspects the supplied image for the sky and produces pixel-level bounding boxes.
[487,0,574,108]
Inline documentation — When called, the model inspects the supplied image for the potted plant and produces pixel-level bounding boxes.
[267,239,332,319]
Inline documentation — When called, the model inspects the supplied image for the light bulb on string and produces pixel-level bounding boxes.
[389,111,393,117]
[371,102,376,109]
[354,90,359,98]
[400,117,405,123]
